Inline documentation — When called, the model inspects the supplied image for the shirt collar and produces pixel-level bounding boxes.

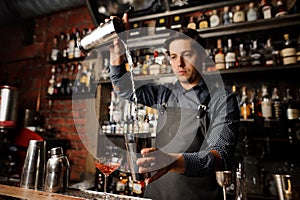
[175,79,210,105]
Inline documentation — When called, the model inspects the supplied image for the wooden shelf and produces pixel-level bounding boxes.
[198,14,300,38]
[203,64,300,75]
[46,92,96,100]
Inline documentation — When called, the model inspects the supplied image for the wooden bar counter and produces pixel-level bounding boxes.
[0,184,86,200]
[0,184,151,200]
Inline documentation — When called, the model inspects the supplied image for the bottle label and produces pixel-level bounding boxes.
[281,48,297,65]
[287,108,299,120]
[225,52,236,63]
[199,21,208,29]
[261,101,272,118]
[215,54,225,70]
[262,6,272,19]
[210,15,220,27]
[247,10,257,21]
[251,53,262,66]
[233,12,245,23]
[187,22,196,30]
[116,181,126,192]
[133,182,143,194]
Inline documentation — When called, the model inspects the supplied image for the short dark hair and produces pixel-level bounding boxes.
[164,28,206,55]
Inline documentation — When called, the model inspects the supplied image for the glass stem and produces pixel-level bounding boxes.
[104,174,108,193]
[223,186,227,200]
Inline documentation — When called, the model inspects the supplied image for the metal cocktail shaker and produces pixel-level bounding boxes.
[44,147,70,193]
[20,140,45,190]
[77,17,125,53]
[77,7,133,53]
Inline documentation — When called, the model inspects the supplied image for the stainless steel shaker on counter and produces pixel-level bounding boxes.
[44,147,70,193]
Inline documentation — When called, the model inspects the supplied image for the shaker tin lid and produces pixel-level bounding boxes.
[51,147,64,156]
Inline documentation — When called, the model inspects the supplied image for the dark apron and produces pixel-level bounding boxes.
[144,105,222,200]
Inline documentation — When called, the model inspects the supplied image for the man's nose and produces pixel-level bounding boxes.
[176,57,185,68]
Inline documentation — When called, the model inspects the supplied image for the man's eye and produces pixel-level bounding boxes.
[170,55,176,59]
[183,53,192,57]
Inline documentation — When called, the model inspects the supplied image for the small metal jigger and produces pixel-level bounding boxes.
[216,171,232,200]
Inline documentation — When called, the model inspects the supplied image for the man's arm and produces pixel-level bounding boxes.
[183,91,240,177]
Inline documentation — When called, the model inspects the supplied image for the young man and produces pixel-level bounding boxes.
[109,14,239,200]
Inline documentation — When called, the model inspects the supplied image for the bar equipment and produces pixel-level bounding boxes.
[44,147,70,193]
[216,171,232,200]
[20,140,45,190]
[273,174,294,200]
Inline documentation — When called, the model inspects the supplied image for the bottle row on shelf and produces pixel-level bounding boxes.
[47,62,98,97]
[205,32,300,71]
[48,27,95,63]
[101,91,158,136]
[235,84,300,122]
[131,0,300,36]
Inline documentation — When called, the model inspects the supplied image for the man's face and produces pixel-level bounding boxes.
[169,39,202,89]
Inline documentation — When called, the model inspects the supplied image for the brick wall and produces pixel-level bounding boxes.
[0,6,96,181]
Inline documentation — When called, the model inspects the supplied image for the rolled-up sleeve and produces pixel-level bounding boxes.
[183,92,239,177]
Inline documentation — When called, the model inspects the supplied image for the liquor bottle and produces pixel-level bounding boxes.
[55,65,63,95]
[261,85,272,119]
[271,87,283,120]
[148,51,161,76]
[281,34,297,65]
[215,39,225,70]
[130,21,141,37]
[222,6,233,25]
[187,16,196,30]
[247,2,258,22]
[237,43,250,68]
[240,86,251,119]
[73,63,81,94]
[142,55,150,75]
[235,163,247,200]
[88,63,96,92]
[47,65,56,96]
[61,64,70,95]
[95,168,104,192]
[264,37,276,67]
[59,32,68,61]
[233,5,246,23]
[225,38,237,69]
[155,16,168,33]
[209,9,220,27]
[250,88,262,118]
[289,0,300,14]
[79,65,88,93]
[74,28,82,58]
[284,88,299,120]
[249,40,263,67]
[197,11,209,29]
[275,0,288,17]
[68,28,76,60]
[170,14,183,30]
[114,169,129,195]
[132,178,145,197]
[259,0,274,19]
[297,35,300,63]
[50,35,59,62]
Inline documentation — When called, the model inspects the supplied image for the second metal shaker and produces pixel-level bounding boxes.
[44,147,70,193]
[20,140,45,190]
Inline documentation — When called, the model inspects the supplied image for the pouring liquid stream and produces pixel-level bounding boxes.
[121,39,152,182]
[121,39,140,133]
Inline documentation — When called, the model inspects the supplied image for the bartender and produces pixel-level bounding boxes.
[109,13,239,200]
